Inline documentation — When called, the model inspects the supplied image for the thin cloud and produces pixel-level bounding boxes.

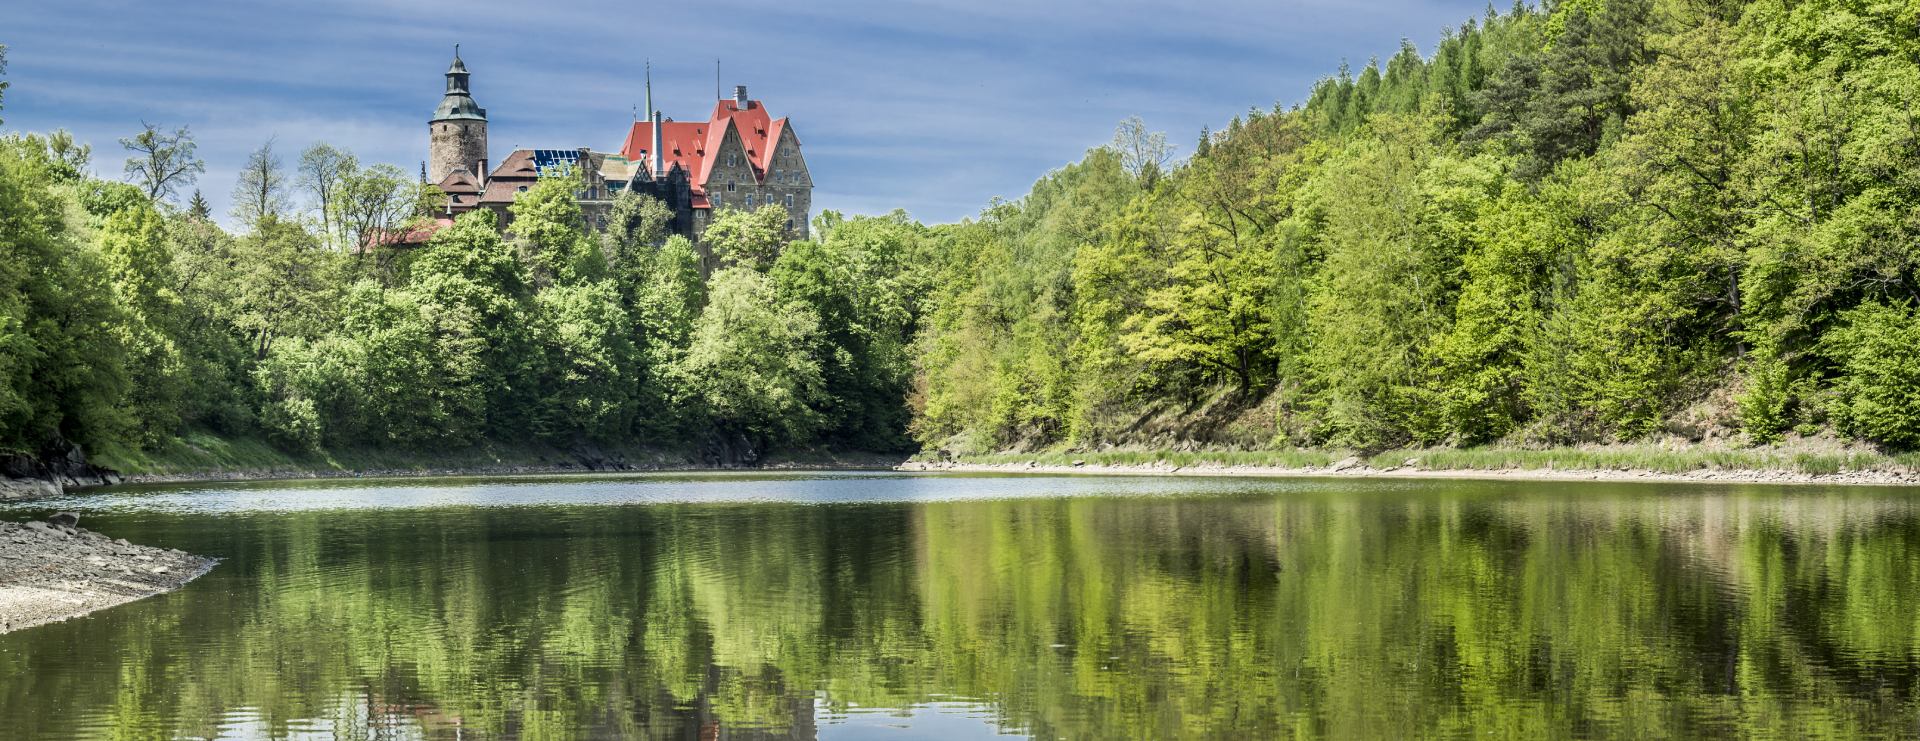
[3,0,1493,225]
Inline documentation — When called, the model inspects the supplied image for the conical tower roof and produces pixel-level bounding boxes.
[433,45,486,122]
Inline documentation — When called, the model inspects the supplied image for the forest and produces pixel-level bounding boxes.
[2,0,1919,469]
[911,0,1920,455]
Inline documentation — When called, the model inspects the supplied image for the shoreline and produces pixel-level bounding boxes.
[2,449,913,500]
[895,460,1920,487]
[110,458,909,488]
[6,448,1917,498]
[0,517,217,634]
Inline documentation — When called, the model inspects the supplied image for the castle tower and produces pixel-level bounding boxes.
[428,45,488,184]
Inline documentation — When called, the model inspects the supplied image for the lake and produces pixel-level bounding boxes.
[2,471,1919,739]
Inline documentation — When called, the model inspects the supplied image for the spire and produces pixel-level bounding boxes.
[432,44,486,122]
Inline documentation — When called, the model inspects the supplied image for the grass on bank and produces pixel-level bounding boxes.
[930,445,1920,476]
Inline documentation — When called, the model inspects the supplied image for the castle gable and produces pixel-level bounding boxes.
[616,92,799,204]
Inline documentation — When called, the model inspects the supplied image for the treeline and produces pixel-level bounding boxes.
[8,0,1920,466]
[912,0,1920,453]
[0,45,926,462]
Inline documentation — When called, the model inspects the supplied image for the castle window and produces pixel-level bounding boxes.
[787,218,794,230]
[728,181,736,192]
[745,195,755,208]
[785,193,794,207]
[727,154,737,167]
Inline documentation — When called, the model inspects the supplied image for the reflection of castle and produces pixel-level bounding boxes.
[426,48,813,241]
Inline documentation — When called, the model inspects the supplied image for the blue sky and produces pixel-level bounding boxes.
[3,0,1490,227]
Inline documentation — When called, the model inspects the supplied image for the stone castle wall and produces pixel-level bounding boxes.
[429,120,487,183]
[696,126,813,240]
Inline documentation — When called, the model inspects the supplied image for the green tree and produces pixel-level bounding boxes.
[119,122,205,203]
[631,235,706,437]
[703,204,792,272]
[230,138,290,227]
[531,280,638,442]
[676,267,823,446]
[509,174,605,287]
[187,190,211,220]
[1825,302,1920,448]
[297,143,355,248]
[0,138,132,451]
[389,209,535,444]
[603,190,674,272]
[771,213,924,450]
[96,202,188,443]
[1465,0,1652,179]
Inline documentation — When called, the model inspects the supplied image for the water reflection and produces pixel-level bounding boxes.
[3,475,1919,738]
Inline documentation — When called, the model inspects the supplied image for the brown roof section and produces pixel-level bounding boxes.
[437,167,482,193]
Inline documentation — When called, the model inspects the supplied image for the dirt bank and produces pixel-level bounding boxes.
[897,459,1920,487]
[0,516,215,634]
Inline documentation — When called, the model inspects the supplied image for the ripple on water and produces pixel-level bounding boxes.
[5,473,1920,739]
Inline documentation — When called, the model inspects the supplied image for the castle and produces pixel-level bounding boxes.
[425,48,813,242]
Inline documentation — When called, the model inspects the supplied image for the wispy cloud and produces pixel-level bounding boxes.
[3,0,1492,226]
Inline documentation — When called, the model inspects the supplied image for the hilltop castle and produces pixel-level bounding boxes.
[425,49,813,241]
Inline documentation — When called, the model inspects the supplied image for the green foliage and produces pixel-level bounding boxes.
[1466,0,1651,178]
[186,190,210,220]
[0,136,131,451]
[771,212,927,450]
[1825,302,1920,449]
[532,280,637,442]
[603,190,674,268]
[96,202,188,443]
[8,0,1920,465]
[118,122,204,203]
[628,235,706,438]
[676,268,824,445]
[909,0,1920,457]
[509,174,605,286]
[703,204,792,271]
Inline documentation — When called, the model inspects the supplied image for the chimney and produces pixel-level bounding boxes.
[475,158,488,186]
[651,110,665,177]
[734,85,749,110]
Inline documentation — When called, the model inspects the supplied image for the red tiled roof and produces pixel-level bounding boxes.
[618,98,796,207]
[360,218,453,251]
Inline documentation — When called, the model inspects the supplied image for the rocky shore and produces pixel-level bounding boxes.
[0,515,215,634]
[1,441,121,501]
[897,458,1920,486]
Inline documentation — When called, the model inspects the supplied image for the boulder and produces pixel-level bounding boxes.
[48,512,79,528]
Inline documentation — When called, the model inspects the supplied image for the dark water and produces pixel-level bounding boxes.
[3,472,1920,739]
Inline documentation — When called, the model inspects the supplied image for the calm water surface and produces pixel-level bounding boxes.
[3,471,1920,739]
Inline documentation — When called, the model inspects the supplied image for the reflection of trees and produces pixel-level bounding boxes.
[3,486,1920,738]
